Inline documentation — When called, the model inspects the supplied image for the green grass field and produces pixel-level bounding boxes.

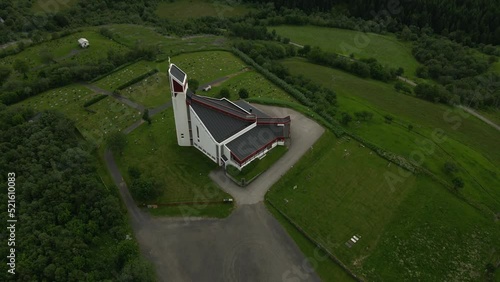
[281,58,500,212]
[213,70,298,102]
[115,108,234,217]
[31,0,78,12]
[119,72,171,108]
[478,108,500,127]
[94,60,157,91]
[0,31,128,70]
[171,51,247,84]
[107,24,230,58]
[267,131,500,281]
[272,25,420,79]
[13,84,139,145]
[266,204,356,282]
[155,0,251,20]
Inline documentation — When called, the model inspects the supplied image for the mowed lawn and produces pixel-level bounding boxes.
[13,84,139,145]
[94,60,157,91]
[171,51,247,84]
[155,0,251,20]
[272,25,420,79]
[31,0,78,12]
[115,108,233,217]
[214,71,298,102]
[478,108,500,127]
[119,72,171,108]
[107,24,230,56]
[105,24,229,57]
[0,31,129,73]
[281,58,500,213]
[267,131,500,281]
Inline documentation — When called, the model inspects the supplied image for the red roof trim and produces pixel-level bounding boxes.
[230,137,286,165]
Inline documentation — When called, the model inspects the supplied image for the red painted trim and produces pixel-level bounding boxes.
[173,80,184,92]
[230,137,286,165]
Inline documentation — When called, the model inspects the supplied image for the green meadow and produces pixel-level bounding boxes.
[155,0,252,20]
[272,25,420,79]
[119,72,171,108]
[214,70,298,102]
[0,31,128,71]
[281,58,500,214]
[267,131,500,281]
[115,108,234,217]
[94,60,157,91]
[13,84,138,145]
[171,50,247,84]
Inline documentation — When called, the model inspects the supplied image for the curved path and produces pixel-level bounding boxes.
[104,105,324,281]
[210,104,325,205]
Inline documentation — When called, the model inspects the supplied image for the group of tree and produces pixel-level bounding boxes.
[0,108,155,281]
[0,39,157,106]
[412,36,499,108]
[304,46,400,82]
[243,0,499,45]
[128,166,163,202]
[232,48,338,127]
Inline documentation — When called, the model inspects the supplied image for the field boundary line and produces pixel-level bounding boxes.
[266,199,364,282]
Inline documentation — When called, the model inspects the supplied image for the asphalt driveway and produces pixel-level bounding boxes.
[105,105,324,281]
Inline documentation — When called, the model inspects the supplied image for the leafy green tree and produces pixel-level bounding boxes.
[238,88,249,99]
[188,79,199,92]
[452,177,464,189]
[108,132,127,154]
[218,88,230,99]
[444,162,458,174]
[142,109,151,125]
[131,177,162,202]
[128,166,142,180]
[384,114,394,124]
[40,49,55,64]
[13,59,29,78]
[298,45,311,56]
[0,65,11,84]
[340,112,352,125]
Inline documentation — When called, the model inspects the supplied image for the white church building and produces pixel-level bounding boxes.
[168,63,291,170]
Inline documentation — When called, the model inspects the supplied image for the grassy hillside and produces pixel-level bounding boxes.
[115,108,234,217]
[281,58,500,214]
[272,25,420,79]
[267,131,500,281]
[13,84,137,145]
[155,0,252,20]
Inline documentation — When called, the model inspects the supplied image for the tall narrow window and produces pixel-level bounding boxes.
[196,126,199,138]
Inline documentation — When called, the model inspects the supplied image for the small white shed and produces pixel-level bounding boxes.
[78,38,89,48]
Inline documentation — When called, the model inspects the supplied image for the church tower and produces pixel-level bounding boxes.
[168,63,192,146]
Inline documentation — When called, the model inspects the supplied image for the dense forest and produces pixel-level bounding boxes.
[0,108,155,281]
[244,0,500,45]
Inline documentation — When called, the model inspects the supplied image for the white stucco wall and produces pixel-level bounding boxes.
[169,76,191,146]
[190,107,218,163]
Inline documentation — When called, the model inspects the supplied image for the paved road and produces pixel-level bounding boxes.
[210,104,325,205]
[142,202,321,282]
[103,105,324,282]
[459,105,500,132]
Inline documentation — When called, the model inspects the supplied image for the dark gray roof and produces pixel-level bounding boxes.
[226,124,284,161]
[170,64,186,82]
[190,102,252,142]
[233,100,270,118]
